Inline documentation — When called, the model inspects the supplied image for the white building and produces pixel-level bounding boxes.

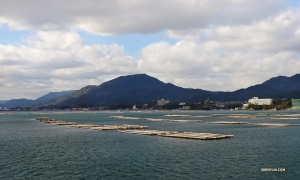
[248,97,273,105]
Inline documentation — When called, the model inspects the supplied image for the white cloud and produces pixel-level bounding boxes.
[0,31,137,99]
[0,0,286,34]
[167,8,300,53]
[137,9,300,91]
[138,40,300,91]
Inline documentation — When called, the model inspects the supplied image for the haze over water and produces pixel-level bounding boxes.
[1,110,300,180]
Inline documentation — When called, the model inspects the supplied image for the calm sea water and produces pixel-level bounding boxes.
[1,110,300,180]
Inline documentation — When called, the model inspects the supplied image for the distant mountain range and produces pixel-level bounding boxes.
[47,73,300,107]
[2,74,300,108]
[1,90,75,108]
[215,74,300,101]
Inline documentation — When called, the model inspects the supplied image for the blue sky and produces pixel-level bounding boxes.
[0,24,33,45]
[0,0,300,99]
[78,31,177,58]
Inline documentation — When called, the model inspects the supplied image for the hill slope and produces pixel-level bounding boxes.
[51,74,216,106]
[215,74,300,100]
[35,90,75,104]
[3,90,75,108]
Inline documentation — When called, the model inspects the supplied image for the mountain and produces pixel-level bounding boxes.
[3,90,75,108]
[214,74,300,100]
[3,99,36,108]
[50,74,216,106]
[0,100,8,104]
[50,73,300,107]
[0,100,8,106]
[35,90,75,104]
[4,74,300,108]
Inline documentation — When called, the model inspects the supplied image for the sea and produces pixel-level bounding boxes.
[1,110,300,180]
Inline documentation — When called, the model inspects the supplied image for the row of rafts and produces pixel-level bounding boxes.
[35,117,234,140]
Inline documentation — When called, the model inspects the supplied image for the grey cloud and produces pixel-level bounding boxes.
[0,0,286,34]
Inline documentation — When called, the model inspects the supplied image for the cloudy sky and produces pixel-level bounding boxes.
[1,0,300,99]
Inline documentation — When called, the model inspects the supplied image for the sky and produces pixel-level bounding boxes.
[0,0,300,100]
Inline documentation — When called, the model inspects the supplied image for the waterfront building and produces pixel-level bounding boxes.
[157,99,169,106]
[248,97,273,105]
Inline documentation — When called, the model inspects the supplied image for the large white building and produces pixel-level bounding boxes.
[248,97,273,105]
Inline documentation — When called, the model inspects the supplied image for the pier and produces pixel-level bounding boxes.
[118,130,234,140]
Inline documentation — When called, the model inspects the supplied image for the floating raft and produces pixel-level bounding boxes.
[269,114,300,117]
[35,117,147,130]
[270,117,300,120]
[118,130,234,140]
[208,121,248,124]
[225,116,257,119]
[110,116,202,122]
[36,117,78,125]
[69,124,101,128]
[164,114,191,117]
[168,120,202,122]
[250,123,300,127]
[192,116,210,118]
[165,115,210,118]
[1,112,13,115]
[207,120,300,127]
